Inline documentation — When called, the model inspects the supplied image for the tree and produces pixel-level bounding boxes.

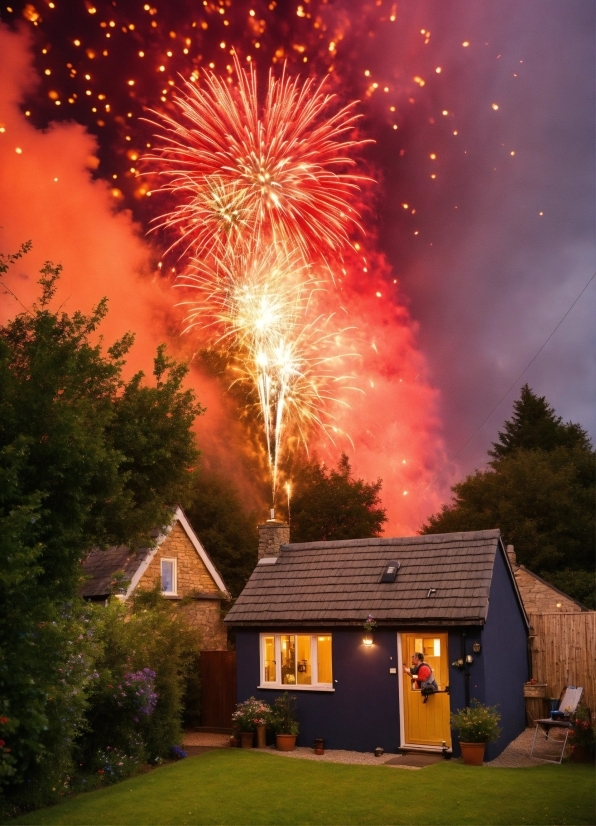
[0,250,204,805]
[421,387,595,608]
[185,468,258,598]
[489,383,591,460]
[288,453,387,543]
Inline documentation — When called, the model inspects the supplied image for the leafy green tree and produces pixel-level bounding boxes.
[185,468,257,598]
[288,453,387,543]
[0,249,204,808]
[422,387,595,608]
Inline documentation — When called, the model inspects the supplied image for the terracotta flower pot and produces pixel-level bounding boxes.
[314,738,325,755]
[255,723,266,749]
[460,742,486,765]
[240,731,254,749]
[276,734,297,751]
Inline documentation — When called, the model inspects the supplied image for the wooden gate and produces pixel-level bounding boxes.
[200,650,237,729]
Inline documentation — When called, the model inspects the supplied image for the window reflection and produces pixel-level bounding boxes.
[296,635,312,685]
[263,636,275,683]
[317,636,332,684]
[281,634,296,684]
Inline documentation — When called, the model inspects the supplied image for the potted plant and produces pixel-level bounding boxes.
[270,693,299,751]
[231,697,271,749]
[450,700,501,765]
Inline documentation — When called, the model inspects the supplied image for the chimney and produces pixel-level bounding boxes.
[257,510,290,560]
[506,544,517,567]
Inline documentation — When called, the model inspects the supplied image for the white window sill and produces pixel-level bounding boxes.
[257,684,335,692]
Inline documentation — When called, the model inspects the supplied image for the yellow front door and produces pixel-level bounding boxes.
[401,632,451,748]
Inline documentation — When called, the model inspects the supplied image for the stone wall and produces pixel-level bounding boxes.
[513,566,582,614]
[137,521,228,650]
[178,600,228,651]
[507,543,582,614]
[140,522,221,596]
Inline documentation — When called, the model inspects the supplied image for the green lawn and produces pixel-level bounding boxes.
[14,750,595,826]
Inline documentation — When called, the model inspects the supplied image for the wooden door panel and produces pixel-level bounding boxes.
[402,633,451,747]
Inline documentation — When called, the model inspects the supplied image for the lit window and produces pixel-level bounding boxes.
[260,634,333,690]
[161,558,177,595]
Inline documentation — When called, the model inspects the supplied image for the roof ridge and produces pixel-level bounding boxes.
[281,529,501,553]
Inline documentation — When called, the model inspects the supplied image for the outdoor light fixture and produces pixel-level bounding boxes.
[472,642,482,654]
[363,636,373,647]
[466,654,473,664]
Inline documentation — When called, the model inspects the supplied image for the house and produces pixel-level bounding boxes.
[81,507,230,650]
[505,545,587,614]
[225,520,529,760]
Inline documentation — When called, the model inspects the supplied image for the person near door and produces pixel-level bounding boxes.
[403,652,432,688]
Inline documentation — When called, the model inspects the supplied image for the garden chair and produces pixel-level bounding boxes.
[530,686,583,764]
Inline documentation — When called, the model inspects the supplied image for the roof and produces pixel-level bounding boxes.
[80,544,152,597]
[225,529,510,627]
[80,507,230,599]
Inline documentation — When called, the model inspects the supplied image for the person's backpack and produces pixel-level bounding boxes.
[419,664,439,699]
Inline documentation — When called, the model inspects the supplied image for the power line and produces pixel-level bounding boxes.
[424,269,596,493]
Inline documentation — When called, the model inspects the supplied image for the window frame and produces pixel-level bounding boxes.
[160,557,177,595]
[258,632,334,692]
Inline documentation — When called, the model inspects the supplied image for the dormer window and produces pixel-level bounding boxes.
[161,558,177,595]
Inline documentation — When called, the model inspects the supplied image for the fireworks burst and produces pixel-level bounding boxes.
[148,59,367,500]
[147,56,369,262]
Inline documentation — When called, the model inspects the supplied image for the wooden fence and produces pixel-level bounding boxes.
[529,612,596,712]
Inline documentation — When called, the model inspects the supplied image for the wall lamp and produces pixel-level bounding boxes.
[363,635,373,647]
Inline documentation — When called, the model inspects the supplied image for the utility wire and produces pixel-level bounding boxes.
[424,269,596,493]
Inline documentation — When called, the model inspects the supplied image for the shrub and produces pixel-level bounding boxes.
[450,700,501,744]
[231,697,271,732]
[269,693,299,736]
[81,592,200,765]
[93,734,146,784]
[569,708,595,758]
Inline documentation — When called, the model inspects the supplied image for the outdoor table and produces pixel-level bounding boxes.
[530,718,572,764]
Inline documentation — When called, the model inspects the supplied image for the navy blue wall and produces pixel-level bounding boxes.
[235,628,401,752]
[482,544,528,760]
[447,627,486,758]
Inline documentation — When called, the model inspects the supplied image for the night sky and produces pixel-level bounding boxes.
[0,0,594,529]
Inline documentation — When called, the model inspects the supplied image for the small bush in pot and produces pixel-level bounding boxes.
[270,693,299,750]
[451,700,501,765]
[232,697,271,748]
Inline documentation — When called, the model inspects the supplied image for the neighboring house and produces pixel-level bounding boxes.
[81,507,230,650]
[225,521,528,760]
[505,545,587,614]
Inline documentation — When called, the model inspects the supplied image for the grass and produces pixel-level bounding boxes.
[13,750,595,826]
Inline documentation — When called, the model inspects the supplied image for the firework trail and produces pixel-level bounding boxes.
[149,58,367,499]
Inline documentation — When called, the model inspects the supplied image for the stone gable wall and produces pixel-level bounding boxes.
[139,522,221,596]
[137,521,228,650]
[513,566,582,614]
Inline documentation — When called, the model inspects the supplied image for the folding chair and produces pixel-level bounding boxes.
[530,687,583,764]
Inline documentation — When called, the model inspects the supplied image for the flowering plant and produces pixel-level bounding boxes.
[231,697,271,732]
[450,700,501,744]
[93,733,146,783]
[106,669,158,719]
[170,745,187,760]
[363,614,377,632]
[569,708,595,758]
